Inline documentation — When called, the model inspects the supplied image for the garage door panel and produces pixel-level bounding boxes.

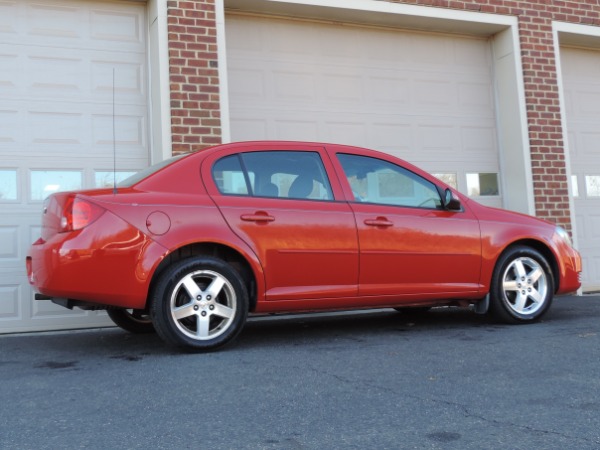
[0,225,19,262]
[325,121,369,148]
[229,117,268,141]
[91,58,146,100]
[458,81,494,111]
[227,14,500,207]
[410,34,454,65]
[562,46,600,291]
[92,110,147,151]
[322,74,363,103]
[365,32,410,63]
[368,76,410,106]
[0,0,148,333]
[90,7,144,46]
[2,1,145,52]
[0,51,19,90]
[28,2,82,40]
[228,67,266,100]
[0,1,18,34]
[0,108,19,144]
[461,125,498,155]
[274,120,319,142]
[372,123,413,153]
[0,281,21,320]
[590,213,600,240]
[272,70,316,102]
[577,130,600,158]
[18,106,145,160]
[572,90,600,116]
[30,110,85,146]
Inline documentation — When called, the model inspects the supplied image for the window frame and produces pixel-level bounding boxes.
[211,150,335,202]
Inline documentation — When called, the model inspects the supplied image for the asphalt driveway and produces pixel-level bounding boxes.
[1,295,599,449]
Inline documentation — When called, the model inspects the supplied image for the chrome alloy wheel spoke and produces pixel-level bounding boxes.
[502,257,547,315]
[172,301,197,320]
[212,303,234,319]
[170,270,237,341]
[197,314,211,338]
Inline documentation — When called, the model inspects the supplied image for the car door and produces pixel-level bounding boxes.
[333,152,482,298]
[203,144,359,302]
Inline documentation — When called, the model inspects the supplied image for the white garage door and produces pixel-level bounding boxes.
[225,14,501,207]
[561,46,600,292]
[0,0,149,332]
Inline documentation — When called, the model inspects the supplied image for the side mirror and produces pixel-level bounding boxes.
[443,188,462,211]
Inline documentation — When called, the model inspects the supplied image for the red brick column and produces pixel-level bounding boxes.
[167,0,222,155]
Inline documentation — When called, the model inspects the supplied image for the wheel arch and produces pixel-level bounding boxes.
[148,242,260,312]
[494,239,560,293]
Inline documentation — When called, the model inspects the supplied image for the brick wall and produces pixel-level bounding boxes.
[167,0,600,230]
[167,0,221,154]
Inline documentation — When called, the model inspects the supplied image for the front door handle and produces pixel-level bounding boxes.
[240,211,275,223]
[364,217,393,228]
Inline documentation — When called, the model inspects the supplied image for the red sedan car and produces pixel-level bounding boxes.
[26,141,582,350]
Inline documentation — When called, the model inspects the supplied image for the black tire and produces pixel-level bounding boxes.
[488,246,554,324]
[150,256,248,351]
[107,308,155,334]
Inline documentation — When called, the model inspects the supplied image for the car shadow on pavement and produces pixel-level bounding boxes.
[3,295,595,357]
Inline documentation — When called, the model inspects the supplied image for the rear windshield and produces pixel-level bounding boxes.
[118,154,187,187]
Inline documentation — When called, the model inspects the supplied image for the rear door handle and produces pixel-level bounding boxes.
[240,212,275,223]
[364,217,393,228]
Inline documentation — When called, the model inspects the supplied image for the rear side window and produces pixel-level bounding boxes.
[212,155,251,195]
[212,151,334,201]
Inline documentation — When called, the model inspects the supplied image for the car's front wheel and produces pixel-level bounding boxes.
[107,308,155,334]
[150,256,248,351]
[488,246,554,323]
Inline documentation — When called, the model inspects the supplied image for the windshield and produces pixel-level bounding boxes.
[118,154,187,187]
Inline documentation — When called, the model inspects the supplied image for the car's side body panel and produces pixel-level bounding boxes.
[350,202,483,297]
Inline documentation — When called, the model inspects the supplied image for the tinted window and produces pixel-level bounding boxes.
[212,155,251,195]
[213,151,333,201]
[338,154,442,209]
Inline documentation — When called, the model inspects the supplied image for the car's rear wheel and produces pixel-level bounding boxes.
[150,256,248,351]
[488,246,554,323]
[107,308,155,334]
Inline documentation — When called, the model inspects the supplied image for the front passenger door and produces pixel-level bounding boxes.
[336,153,482,298]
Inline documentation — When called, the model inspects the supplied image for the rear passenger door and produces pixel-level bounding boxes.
[203,145,359,302]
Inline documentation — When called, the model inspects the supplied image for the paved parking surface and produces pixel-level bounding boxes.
[1,295,599,449]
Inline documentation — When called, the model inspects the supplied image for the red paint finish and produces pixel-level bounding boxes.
[351,203,482,297]
[27,141,581,321]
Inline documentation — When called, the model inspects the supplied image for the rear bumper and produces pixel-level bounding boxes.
[27,211,168,309]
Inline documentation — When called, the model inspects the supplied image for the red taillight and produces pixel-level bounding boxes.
[60,196,104,232]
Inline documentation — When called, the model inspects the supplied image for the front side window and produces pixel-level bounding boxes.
[337,154,442,209]
[212,151,333,201]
